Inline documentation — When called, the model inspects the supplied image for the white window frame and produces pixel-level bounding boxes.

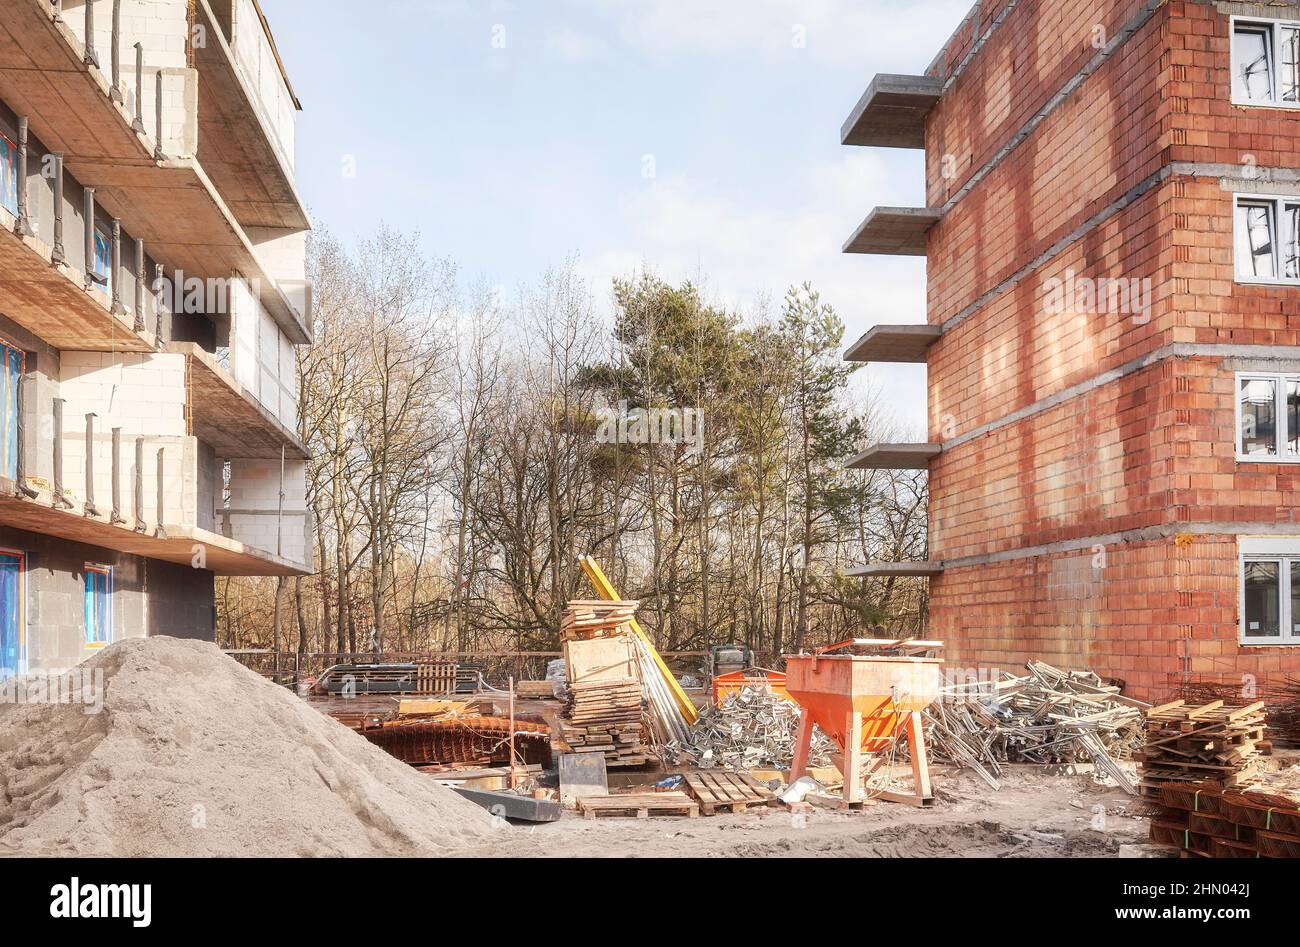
[1231,16,1300,109]
[1239,538,1300,645]
[1233,194,1300,285]
[1234,371,1300,462]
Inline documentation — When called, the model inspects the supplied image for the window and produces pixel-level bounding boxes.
[1236,373,1300,459]
[1233,17,1300,106]
[0,339,21,480]
[1235,196,1300,283]
[0,550,25,679]
[1240,539,1300,644]
[0,131,17,217]
[92,227,111,293]
[84,564,112,648]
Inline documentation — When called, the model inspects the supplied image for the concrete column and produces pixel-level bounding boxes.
[110,218,124,315]
[134,237,146,332]
[154,70,165,160]
[52,398,72,509]
[83,186,96,290]
[14,118,33,237]
[132,43,146,134]
[83,0,98,69]
[110,0,123,103]
[50,154,65,264]
[84,413,98,518]
[111,427,124,525]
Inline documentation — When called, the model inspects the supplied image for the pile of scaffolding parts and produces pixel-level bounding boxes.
[924,661,1149,793]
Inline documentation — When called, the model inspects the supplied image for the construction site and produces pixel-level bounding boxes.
[1,0,1299,883]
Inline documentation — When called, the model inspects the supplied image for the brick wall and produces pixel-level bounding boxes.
[913,0,1300,696]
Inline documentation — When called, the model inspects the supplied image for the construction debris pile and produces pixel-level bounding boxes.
[1176,678,1300,747]
[0,638,500,857]
[1137,700,1267,799]
[560,679,650,767]
[925,661,1147,792]
[665,685,836,770]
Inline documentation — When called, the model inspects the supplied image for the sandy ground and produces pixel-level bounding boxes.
[461,765,1157,857]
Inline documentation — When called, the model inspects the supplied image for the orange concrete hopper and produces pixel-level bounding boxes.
[785,639,944,807]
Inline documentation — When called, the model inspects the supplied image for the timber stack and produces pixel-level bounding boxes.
[560,678,650,767]
[1137,700,1268,800]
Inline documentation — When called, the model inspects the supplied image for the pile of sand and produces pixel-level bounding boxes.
[0,637,501,856]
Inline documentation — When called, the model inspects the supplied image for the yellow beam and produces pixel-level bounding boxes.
[577,555,698,724]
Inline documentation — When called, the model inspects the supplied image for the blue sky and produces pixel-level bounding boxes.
[261,0,975,435]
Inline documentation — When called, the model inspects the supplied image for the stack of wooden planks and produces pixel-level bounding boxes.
[1175,678,1300,747]
[560,678,649,767]
[561,600,639,640]
[1136,700,1267,800]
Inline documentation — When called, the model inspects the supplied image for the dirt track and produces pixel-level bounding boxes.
[463,765,1156,858]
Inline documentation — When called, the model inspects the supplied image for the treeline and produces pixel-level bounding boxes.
[217,228,930,662]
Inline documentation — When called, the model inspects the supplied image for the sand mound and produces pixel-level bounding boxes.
[0,637,502,856]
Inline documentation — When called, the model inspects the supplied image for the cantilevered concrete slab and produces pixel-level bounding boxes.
[846,561,944,578]
[169,343,309,461]
[193,0,310,231]
[0,0,311,343]
[841,74,943,148]
[0,207,155,353]
[846,443,941,470]
[843,207,940,255]
[0,481,309,576]
[844,324,943,363]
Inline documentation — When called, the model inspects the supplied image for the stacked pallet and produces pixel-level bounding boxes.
[1136,700,1267,800]
[560,678,649,767]
[561,600,638,640]
[1149,782,1300,858]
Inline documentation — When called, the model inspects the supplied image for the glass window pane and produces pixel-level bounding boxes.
[1237,203,1277,279]
[1284,28,1300,102]
[0,133,16,217]
[1286,205,1300,280]
[1291,561,1300,636]
[1244,559,1281,637]
[1240,377,1279,455]
[1289,381,1300,457]
[1235,26,1275,101]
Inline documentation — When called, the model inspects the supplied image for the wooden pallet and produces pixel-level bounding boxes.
[577,792,699,820]
[683,771,778,815]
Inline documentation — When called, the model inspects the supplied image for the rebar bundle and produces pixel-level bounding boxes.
[361,716,551,767]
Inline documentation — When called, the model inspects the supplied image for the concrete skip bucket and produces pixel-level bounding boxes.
[784,638,944,808]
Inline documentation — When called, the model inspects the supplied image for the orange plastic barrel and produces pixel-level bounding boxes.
[784,653,942,752]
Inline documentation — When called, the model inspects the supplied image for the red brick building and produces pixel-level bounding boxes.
[842,0,1300,698]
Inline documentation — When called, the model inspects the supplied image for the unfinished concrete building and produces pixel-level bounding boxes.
[843,0,1300,698]
[0,0,311,674]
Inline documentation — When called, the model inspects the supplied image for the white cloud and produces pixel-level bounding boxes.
[564,0,973,67]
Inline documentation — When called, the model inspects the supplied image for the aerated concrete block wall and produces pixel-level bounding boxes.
[917,0,1300,699]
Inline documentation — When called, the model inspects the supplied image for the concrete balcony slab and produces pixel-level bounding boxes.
[843,207,940,255]
[846,443,941,470]
[844,324,942,363]
[845,561,944,578]
[841,74,942,149]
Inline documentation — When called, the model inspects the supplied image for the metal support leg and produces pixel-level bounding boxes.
[842,711,864,806]
[789,710,814,784]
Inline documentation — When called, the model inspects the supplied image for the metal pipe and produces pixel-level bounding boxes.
[277,445,285,557]
[51,153,65,264]
[110,0,122,102]
[110,218,124,314]
[111,427,124,524]
[84,413,98,517]
[83,186,96,290]
[132,42,146,133]
[84,0,98,69]
[14,118,33,237]
[154,70,164,160]
[134,237,146,332]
